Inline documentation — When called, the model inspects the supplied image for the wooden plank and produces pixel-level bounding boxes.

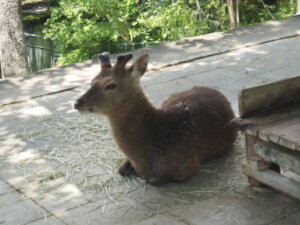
[239,106,300,150]
[238,75,300,117]
[243,105,300,136]
[242,163,300,201]
[258,117,300,150]
[254,142,300,175]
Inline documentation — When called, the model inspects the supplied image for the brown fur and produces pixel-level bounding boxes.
[75,52,237,185]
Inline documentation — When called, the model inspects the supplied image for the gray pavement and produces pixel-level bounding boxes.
[1,15,300,225]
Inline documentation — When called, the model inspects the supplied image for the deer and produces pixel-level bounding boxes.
[74,52,237,186]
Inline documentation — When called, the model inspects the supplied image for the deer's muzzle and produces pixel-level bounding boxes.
[74,99,84,110]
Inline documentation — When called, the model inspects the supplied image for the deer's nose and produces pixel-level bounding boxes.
[74,100,84,109]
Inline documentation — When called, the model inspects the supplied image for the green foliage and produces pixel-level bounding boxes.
[137,0,198,40]
[240,0,296,25]
[43,0,296,65]
[137,0,231,40]
[44,0,143,64]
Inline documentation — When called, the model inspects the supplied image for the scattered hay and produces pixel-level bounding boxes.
[38,171,65,184]
[16,114,143,193]
[15,130,41,141]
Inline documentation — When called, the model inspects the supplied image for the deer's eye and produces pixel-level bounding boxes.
[105,83,117,91]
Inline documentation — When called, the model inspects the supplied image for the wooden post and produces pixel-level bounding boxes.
[245,135,267,186]
[297,0,300,15]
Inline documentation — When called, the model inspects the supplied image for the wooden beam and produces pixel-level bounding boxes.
[238,75,300,117]
[255,142,300,175]
[258,117,300,150]
[242,164,300,200]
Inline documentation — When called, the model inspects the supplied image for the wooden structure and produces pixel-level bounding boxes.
[238,75,300,200]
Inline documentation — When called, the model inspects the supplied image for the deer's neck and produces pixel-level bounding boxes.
[107,90,158,159]
[108,89,156,122]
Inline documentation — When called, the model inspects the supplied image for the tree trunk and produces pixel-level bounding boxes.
[227,0,236,29]
[0,0,29,78]
[195,0,202,21]
[235,0,240,27]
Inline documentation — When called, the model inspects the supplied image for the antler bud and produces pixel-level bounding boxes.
[115,53,133,71]
[98,52,111,68]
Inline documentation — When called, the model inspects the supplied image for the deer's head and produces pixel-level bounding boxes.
[74,52,149,115]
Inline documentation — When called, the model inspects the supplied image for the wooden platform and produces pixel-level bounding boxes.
[238,75,300,200]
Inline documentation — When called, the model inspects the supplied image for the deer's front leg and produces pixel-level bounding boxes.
[118,159,136,177]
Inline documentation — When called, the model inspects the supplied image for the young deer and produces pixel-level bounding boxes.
[74,52,237,185]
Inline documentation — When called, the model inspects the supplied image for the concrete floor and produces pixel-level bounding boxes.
[1,15,300,225]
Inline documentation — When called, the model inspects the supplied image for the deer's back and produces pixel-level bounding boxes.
[158,86,237,162]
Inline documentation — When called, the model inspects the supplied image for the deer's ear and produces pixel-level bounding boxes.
[131,54,149,78]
